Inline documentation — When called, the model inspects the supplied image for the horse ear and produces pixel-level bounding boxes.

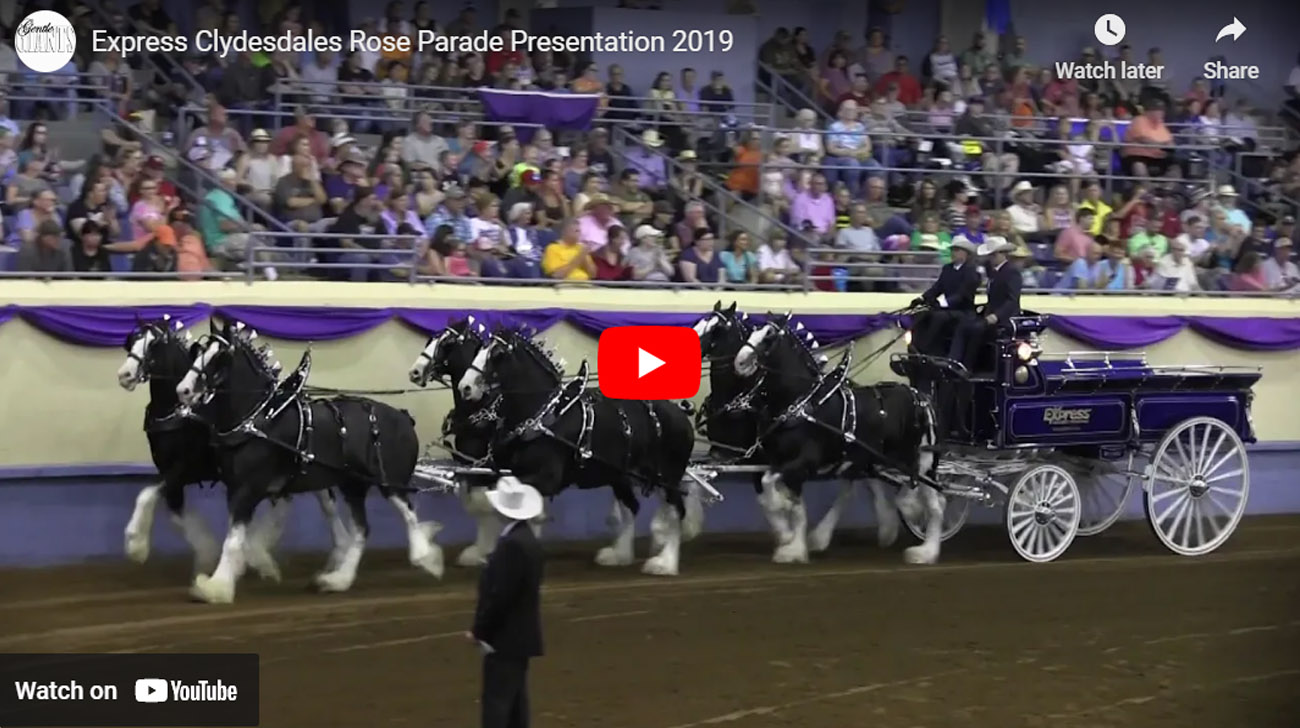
[726,302,737,314]
[712,300,722,312]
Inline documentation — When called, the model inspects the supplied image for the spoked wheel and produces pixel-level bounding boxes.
[901,491,971,543]
[1006,464,1081,563]
[1073,453,1141,536]
[1144,417,1249,556]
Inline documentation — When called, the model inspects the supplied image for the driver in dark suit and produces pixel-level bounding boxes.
[910,235,981,356]
[949,237,1022,371]
[469,477,546,728]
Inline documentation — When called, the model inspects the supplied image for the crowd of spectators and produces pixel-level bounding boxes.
[1,0,1297,294]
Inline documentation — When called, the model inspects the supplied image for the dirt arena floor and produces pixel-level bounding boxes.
[3,515,1299,728]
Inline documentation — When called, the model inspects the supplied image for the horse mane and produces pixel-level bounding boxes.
[767,313,823,372]
[495,326,565,379]
[222,322,282,379]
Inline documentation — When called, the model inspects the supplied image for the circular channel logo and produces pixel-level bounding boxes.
[13,10,77,73]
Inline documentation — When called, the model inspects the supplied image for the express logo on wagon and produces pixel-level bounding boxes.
[1043,407,1092,426]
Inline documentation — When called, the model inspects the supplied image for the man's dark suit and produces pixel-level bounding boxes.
[949,260,1023,371]
[911,261,981,356]
[473,521,545,728]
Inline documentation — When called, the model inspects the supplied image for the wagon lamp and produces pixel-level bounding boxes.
[903,329,913,347]
[1015,338,1042,363]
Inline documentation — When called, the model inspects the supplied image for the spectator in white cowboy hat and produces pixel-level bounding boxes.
[236,129,277,209]
[1261,238,1300,293]
[1005,181,1041,236]
[577,193,620,253]
[621,129,668,195]
[625,224,673,283]
[1215,184,1252,236]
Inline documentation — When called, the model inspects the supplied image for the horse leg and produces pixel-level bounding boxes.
[807,480,857,553]
[243,498,289,583]
[457,485,501,568]
[595,488,638,567]
[162,483,220,576]
[124,482,163,563]
[902,484,946,565]
[386,489,445,579]
[189,485,260,604]
[773,458,817,564]
[315,489,351,573]
[868,478,902,548]
[680,479,705,543]
[643,487,686,576]
[314,489,369,592]
[757,470,795,550]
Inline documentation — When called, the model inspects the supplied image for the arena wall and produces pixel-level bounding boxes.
[2,281,1299,565]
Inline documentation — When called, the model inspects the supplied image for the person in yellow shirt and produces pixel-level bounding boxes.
[1076,180,1113,236]
[541,218,597,281]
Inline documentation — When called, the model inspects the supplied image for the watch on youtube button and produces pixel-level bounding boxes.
[598,326,701,400]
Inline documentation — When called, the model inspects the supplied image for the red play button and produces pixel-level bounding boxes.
[598,326,701,400]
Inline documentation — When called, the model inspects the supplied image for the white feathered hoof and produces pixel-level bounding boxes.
[312,570,356,593]
[412,544,445,579]
[594,546,634,567]
[772,541,809,564]
[806,524,834,553]
[456,544,487,568]
[410,521,445,578]
[903,544,939,565]
[245,545,282,583]
[193,548,220,577]
[188,574,235,604]
[641,554,679,576]
[124,531,150,564]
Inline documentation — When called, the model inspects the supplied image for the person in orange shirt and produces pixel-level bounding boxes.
[157,208,213,280]
[377,16,413,79]
[1121,100,1176,178]
[726,131,763,200]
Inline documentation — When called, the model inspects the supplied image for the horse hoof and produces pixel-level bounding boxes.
[124,533,150,564]
[456,545,486,568]
[806,527,833,553]
[641,557,678,576]
[189,574,234,604]
[772,542,809,564]
[903,545,939,565]
[595,546,633,567]
[312,571,355,593]
[412,547,445,579]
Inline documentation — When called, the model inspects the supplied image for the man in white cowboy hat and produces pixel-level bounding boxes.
[1262,238,1300,293]
[949,236,1021,370]
[910,234,981,356]
[469,476,546,728]
[621,128,668,195]
[1215,184,1253,236]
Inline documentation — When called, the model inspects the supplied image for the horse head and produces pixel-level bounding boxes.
[118,315,193,391]
[176,321,279,409]
[409,315,489,387]
[734,313,822,382]
[458,325,562,403]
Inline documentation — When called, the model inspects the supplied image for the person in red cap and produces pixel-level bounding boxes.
[130,155,178,206]
[502,168,542,214]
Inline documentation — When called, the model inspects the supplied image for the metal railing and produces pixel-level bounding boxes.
[755,60,833,125]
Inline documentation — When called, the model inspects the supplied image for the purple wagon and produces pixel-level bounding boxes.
[891,314,1259,563]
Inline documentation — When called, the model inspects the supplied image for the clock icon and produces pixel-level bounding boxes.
[1094,13,1126,46]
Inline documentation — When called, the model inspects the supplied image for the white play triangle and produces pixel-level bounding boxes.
[637,348,665,378]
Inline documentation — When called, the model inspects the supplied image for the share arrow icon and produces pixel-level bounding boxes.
[1215,17,1246,42]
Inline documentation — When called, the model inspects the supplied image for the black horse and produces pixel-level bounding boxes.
[457,325,697,575]
[118,318,352,580]
[734,313,948,565]
[175,320,437,603]
[693,302,762,462]
[408,316,505,567]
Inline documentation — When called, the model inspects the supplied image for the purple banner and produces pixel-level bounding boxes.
[1,304,1299,352]
[477,89,601,139]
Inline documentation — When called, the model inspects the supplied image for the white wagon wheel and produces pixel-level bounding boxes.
[1006,464,1081,563]
[1073,452,1140,536]
[901,487,971,542]
[1144,416,1249,556]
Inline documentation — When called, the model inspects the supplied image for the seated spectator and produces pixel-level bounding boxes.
[11,189,63,248]
[823,100,880,198]
[17,219,72,273]
[787,172,835,238]
[780,109,825,163]
[579,194,620,252]
[271,106,330,163]
[503,202,542,278]
[425,185,473,242]
[70,219,112,275]
[757,231,803,285]
[5,155,51,212]
[837,202,881,254]
[237,128,278,208]
[646,200,680,254]
[542,218,596,281]
[1261,238,1299,292]
[838,73,872,108]
[1075,180,1112,235]
[186,103,246,172]
[719,231,759,285]
[275,155,327,232]
[469,193,512,277]
[952,97,1019,192]
[669,150,706,208]
[726,132,763,200]
[1057,241,1106,290]
[605,64,639,121]
[1098,241,1135,290]
[1128,216,1169,258]
[571,170,605,218]
[411,169,443,220]
[623,130,668,195]
[1156,239,1202,292]
[131,156,179,206]
[592,226,632,281]
[909,178,942,223]
[941,180,972,232]
[699,71,735,114]
[678,228,724,285]
[1175,215,1212,263]
[1096,216,1125,250]
[533,170,569,229]
[675,200,709,249]
[1040,184,1075,233]
[1121,101,1176,178]
[381,188,426,238]
[327,188,385,282]
[1054,208,1096,265]
[418,224,473,278]
[197,168,249,267]
[131,221,179,275]
[627,224,674,282]
[610,169,653,230]
[910,212,952,263]
[502,169,543,218]
[67,178,121,245]
[1005,181,1041,236]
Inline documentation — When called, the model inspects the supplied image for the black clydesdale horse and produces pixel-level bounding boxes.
[175,320,438,603]
[734,314,947,565]
[408,316,505,567]
[456,325,698,575]
[117,318,351,580]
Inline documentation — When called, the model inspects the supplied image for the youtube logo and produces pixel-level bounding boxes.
[598,326,701,400]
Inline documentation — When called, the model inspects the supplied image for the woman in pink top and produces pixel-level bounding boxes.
[107,178,177,253]
[1053,208,1097,264]
[1228,251,1268,291]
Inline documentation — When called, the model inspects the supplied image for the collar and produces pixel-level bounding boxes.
[953,262,963,270]
[501,519,523,537]
[994,260,1006,271]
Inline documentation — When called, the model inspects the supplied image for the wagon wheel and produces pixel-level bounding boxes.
[1073,452,1140,536]
[1006,464,1081,563]
[1144,417,1249,557]
[901,489,971,542]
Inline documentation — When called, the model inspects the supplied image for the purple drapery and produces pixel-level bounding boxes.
[477,89,600,141]
[2,304,1300,352]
